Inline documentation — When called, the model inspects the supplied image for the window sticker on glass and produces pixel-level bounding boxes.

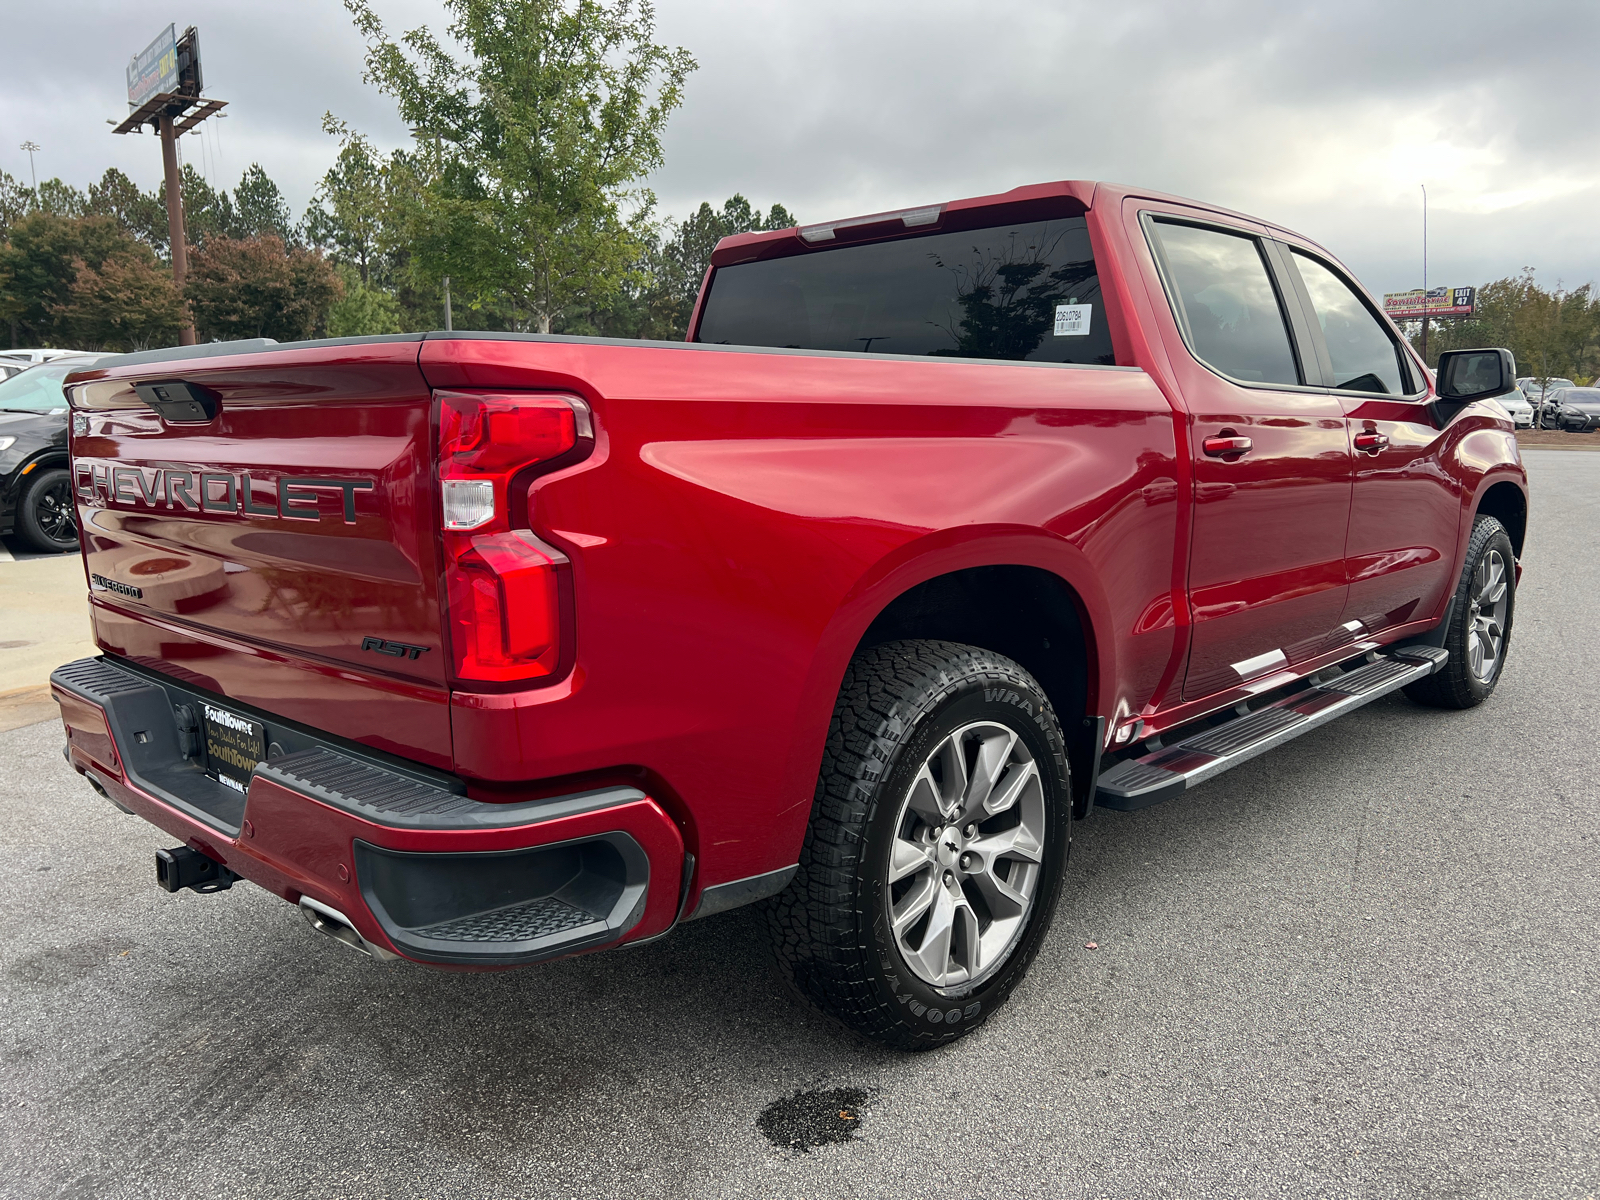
[1053,303,1092,337]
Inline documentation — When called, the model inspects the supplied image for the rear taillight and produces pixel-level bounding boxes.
[436,391,591,685]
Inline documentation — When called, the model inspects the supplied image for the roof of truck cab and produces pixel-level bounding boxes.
[708,180,1294,268]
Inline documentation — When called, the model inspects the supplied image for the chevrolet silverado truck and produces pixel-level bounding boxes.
[52,180,1526,1050]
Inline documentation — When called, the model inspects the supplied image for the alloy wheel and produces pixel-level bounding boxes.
[886,720,1047,989]
[1466,548,1509,683]
[35,478,77,547]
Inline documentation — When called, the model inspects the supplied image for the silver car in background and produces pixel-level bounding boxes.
[1495,385,1535,428]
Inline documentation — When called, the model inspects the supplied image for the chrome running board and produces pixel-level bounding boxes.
[1095,647,1449,811]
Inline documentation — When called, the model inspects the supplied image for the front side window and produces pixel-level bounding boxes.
[1149,221,1301,386]
[1292,252,1408,395]
[695,217,1114,365]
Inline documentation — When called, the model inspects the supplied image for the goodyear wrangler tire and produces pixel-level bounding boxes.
[1404,515,1516,710]
[765,640,1072,1050]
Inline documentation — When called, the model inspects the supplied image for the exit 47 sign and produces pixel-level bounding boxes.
[1383,286,1476,320]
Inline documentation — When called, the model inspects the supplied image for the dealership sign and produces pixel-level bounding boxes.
[126,25,178,107]
[1383,286,1477,320]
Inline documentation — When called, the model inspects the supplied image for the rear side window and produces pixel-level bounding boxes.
[694,217,1115,365]
[1291,251,1408,395]
[1149,221,1301,386]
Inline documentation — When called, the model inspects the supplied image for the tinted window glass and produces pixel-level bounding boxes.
[1151,221,1300,386]
[695,218,1114,364]
[0,362,78,411]
[1292,252,1406,395]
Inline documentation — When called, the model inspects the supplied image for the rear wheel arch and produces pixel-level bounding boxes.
[3,450,67,500]
[854,564,1100,817]
[1475,479,1526,559]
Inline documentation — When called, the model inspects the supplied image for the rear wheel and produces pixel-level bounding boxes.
[1404,515,1515,709]
[765,640,1072,1050]
[15,467,78,554]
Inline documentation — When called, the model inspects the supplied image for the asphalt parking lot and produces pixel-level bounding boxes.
[0,451,1595,1200]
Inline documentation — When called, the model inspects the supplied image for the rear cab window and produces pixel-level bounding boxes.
[693,217,1116,366]
[1144,219,1304,387]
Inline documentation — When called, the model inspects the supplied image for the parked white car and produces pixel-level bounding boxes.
[1495,386,1535,428]
[0,349,90,368]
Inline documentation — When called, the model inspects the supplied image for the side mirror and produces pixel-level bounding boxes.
[1435,348,1516,403]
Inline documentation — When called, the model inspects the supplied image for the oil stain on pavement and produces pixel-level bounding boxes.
[757,1086,871,1151]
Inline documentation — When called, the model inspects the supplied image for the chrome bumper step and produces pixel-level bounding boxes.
[1095,647,1449,811]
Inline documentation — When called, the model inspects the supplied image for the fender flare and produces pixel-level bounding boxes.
[766,524,1113,858]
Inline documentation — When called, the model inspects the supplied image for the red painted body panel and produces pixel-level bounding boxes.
[422,338,1180,885]
[57,178,1527,955]
[68,341,454,768]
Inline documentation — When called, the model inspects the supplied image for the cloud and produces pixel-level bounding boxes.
[5,0,1596,299]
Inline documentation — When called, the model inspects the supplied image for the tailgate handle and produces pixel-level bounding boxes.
[133,380,222,424]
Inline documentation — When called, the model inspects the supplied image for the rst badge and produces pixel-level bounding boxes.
[361,637,429,661]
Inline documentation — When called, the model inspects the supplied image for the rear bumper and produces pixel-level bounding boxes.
[51,656,686,967]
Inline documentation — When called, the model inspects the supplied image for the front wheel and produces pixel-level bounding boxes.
[1405,515,1515,709]
[765,640,1072,1050]
[15,467,78,554]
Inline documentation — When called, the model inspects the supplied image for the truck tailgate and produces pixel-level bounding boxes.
[67,338,452,768]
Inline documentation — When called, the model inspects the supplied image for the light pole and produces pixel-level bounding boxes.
[19,140,39,194]
[1420,183,1429,365]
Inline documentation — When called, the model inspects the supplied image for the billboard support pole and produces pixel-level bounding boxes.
[116,24,219,348]
[158,113,195,346]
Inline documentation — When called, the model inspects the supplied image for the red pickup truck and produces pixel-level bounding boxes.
[53,180,1526,1050]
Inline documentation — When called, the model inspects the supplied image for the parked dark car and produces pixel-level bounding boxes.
[1516,375,1577,406]
[1546,387,1600,431]
[0,356,98,552]
[1536,390,1600,432]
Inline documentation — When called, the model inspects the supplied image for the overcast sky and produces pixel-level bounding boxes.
[6,0,1597,299]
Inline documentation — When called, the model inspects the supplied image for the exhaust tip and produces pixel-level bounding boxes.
[85,771,135,813]
[299,896,399,961]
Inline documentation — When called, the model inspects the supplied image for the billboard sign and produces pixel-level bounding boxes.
[126,25,178,107]
[1383,286,1477,321]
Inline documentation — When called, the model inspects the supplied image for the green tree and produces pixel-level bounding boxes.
[35,179,87,218]
[326,263,402,336]
[305,115,389,286]
[51,247,184,350]
[185,236,343,342]
[0,213,136,345]
[232,163,296,243]
[0,171,30,233]
[86,168,168,253]
[344,0,696,332]
[173,164,235,247]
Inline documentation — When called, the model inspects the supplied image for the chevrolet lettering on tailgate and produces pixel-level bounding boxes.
[73,460,374,524]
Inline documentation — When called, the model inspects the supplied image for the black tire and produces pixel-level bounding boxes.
[1404,515,1515,709]
[15,467,78,554]
[765,640,1072,1051]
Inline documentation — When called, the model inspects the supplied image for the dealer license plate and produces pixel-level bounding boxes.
[200,702,267,795]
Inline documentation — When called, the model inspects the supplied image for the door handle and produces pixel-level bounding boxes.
[1203,434,1253,458]
[1354,431,1390,454]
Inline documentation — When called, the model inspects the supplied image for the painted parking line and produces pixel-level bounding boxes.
[0,543,14,564]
